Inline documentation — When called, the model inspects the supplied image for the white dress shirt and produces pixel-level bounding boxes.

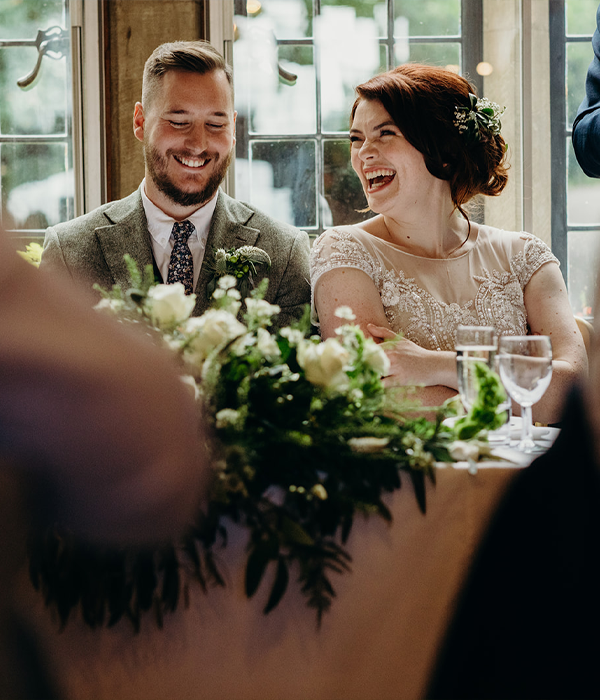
[140,179,218,288]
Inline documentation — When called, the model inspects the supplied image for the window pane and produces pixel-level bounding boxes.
[1,142,73,229]
[395,0,460,36]
[568,138,600,225]
[319,9,382,132]
[321,0,386,35]
[244,140,317,229]
[0,0,65,40]
[566,41,594,126]
[323,139,369,226]
[566,0,598,35]
[0,47,69,136]
[568,230,600,317]
[406,42,461,68]
[241,0,312,39]
[234,36,316,135]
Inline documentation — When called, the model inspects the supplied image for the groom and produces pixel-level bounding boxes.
[40,40,310,327]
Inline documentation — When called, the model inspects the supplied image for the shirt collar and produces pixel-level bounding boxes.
[141,179,219,248]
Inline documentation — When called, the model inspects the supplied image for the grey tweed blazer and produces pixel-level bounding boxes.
[41,188,311,327]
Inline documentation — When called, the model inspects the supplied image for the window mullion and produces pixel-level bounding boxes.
[549,0,567,270]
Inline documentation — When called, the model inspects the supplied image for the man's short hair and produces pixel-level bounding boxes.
[142,40,234,107]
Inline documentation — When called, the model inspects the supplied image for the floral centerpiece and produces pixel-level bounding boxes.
[29,252,506,630]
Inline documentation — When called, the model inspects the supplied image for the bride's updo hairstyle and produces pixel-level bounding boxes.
[351,63,509,219]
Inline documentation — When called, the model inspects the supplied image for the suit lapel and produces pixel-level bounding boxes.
[193,190,260,315]
[95,190,154,288]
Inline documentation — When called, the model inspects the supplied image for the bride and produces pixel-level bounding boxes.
[311,63,587,424]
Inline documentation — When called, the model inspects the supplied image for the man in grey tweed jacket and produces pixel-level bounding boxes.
[41,40,310,328]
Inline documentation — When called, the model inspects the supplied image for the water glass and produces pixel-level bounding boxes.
[498,335,553,453]
[455,325,497,411]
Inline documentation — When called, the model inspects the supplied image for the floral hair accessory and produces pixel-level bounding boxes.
[206,245,271,299]
[453,93,506,144]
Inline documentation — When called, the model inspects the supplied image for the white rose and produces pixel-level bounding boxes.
[231,332,256,356]
[362,339,391,376]
[296,338,350,388]
[256,327,281,360]
[183,309,246,363]
[147,284,196,328]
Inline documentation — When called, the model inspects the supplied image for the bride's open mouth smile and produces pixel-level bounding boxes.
[365,168,396,192]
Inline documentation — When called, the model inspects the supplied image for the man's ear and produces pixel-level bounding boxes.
[133,102,145,143]
[232,110,237,146]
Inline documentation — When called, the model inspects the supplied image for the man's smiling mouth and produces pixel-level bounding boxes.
[365,169,396,191]
[174,155,208,168]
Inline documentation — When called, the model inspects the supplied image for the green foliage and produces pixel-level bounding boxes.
[454,362,507,440]
[29,257,505,630]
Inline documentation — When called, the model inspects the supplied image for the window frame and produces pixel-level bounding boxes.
[209,0,483,238]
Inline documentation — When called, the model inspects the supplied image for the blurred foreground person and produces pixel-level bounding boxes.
[572,3,600,178]
[0,229,208,698]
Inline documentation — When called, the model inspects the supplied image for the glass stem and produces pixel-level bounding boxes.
[521,403,534,449]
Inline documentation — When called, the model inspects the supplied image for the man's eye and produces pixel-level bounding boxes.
[208,123,226,129]
[169,121,188,128]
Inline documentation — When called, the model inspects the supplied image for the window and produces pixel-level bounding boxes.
[550,0,600,318]
[0,0,104,251]
[229,0,482,237]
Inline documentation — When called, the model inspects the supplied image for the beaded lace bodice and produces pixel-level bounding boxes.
[310,224,559,351]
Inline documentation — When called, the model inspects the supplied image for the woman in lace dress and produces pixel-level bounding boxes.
[310,64,587,423]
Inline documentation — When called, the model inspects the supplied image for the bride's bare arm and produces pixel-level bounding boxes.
[523,263,588,424]
[314,268,390,337]
[314,268,458,395]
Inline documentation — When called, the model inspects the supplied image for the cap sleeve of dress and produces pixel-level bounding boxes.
[310,227,380,291]
[510,232,560,289]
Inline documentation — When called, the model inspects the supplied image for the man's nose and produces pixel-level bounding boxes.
[185,124,208,152]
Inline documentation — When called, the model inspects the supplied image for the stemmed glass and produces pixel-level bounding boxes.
[456,325,511,444]
[497,335,553,453]
[455,325,497,411]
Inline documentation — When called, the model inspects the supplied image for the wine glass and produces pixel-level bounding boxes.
[455,325,497,411]
[497,335,553,453]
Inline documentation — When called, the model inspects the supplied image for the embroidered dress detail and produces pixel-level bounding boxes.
[167,220,195,295]
[310,225,559,351]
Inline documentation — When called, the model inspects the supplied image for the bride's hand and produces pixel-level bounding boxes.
[367,323,431,384]
[367,323,458,390]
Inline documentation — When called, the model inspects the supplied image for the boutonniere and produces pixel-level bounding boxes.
[206,245,271,299]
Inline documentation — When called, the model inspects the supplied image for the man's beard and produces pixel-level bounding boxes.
[144,141,232,208]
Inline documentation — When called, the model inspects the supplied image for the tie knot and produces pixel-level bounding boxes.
[172,220,194,242]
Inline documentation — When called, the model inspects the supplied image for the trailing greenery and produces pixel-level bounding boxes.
[29,255,505,630]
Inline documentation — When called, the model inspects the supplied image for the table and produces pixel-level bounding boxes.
[15,426,558,700]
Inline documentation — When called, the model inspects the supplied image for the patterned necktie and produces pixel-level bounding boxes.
[167,220,195,295]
